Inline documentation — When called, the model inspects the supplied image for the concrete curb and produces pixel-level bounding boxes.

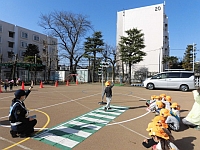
[131,84,144,87]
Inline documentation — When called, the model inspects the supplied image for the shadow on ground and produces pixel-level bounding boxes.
[129,105,146,109]
[0,120,10,125]
[174,136,196,150]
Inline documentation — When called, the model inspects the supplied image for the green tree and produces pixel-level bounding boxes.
[23,44,42,83]
[162,56,179,69]
[118,28,146,84]
[23,44,42,64]
[182,45,193,71]
[84,31,104,82]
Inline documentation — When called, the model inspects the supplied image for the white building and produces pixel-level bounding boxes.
[116,3,169,76]
[0,20,58,81]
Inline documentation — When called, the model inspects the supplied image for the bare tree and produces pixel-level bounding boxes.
[102,44,119,82]
[38,11,92,77]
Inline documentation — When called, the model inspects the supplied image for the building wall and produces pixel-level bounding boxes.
[116,3,169,75]
[0,20,58,80]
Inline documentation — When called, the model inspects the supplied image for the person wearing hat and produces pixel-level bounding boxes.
[102,81,114,111]
[160,108,180,131]
[149,126,179,150]
[160,94,166,101]
[182,88,200,130]
[170,102,181,122]
[142,121,159,148]
[152,116,175,142]
[146,95,157,107]
[152,116,168,129]
[162,96,172,111]
[143,116,170,149]
[146,95,161,112]
[155,101,165,115]
[9,81,37,138]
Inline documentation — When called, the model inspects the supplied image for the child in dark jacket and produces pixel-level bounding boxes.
[102,81,114,111]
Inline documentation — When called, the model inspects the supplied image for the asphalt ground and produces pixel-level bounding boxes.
[0,83,199,150]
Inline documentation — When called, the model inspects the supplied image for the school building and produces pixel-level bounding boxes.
[0,20,58,81]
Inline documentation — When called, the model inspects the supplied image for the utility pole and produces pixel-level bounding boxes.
[98,62,109,105]
[0,54,2,79]
[159,47,163,73]
[34,54,37,85]
[11,54,18,80]
[193,43,196,72]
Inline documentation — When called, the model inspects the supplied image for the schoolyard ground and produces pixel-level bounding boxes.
[0,83,199,150]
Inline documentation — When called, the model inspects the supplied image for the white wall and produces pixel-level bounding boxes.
[117,3,168,73]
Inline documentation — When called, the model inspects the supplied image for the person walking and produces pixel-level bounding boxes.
[102,81,114,111]
[9,81,37,138]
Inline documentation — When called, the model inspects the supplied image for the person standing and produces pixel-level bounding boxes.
[9,81,37,138]
[3,79,9,92]
[182,88,200,130]
[9,79,14,91]
[102,81,114,111]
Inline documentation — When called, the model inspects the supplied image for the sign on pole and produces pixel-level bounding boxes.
[100,62,109,68]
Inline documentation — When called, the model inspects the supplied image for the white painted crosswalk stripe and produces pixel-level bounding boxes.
[34,105,128,150]
[55,126,92,138]
[79,116,109,124]
[88,112,116,119]
[67,120,101,130]
[41,132,79,148]
[94,109,121,115]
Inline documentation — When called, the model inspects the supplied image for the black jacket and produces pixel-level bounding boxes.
[102,83,114,98]
[9,90,31,124]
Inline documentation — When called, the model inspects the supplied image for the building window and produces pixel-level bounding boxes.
[8,41,14,48]
[9,31,15,38]
[51,40,56,45]
[33,35,39,41]
[51,48,55,53]
[0,25,2,32]
[0,47,2,53]
[0,36,1,43]
[8,51,14,58]
[19,50,25,57]
[21,31,28,39]
[20,41,28,48]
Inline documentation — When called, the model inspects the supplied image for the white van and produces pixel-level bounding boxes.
[143,71,195,92]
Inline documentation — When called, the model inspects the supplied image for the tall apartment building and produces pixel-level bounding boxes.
[0,20,58,81]
[116,3,169,77]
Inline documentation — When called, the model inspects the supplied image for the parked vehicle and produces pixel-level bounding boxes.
[143,71,195,92]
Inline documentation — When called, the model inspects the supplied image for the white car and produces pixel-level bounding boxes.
[143,71,195,92]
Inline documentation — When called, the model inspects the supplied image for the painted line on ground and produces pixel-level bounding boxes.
[107,110,150,126]
[33,105,128,150]
[0,137,32,150]
[1,89,150,149]
[2,109,50,150]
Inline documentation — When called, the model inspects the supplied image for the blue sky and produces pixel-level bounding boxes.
[0,0,200,62]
